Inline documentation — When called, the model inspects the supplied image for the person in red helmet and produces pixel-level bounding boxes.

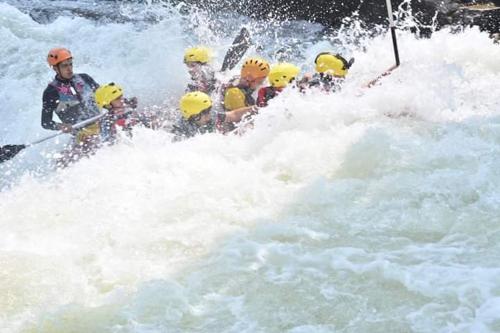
[42,47,101,154]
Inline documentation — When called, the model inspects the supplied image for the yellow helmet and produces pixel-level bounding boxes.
[184,47,212,64]
[314,53,353,77]
[268,63,300,88]
[241,57,270,79]
[179,91,212,120]
[95,83,123,109]
[223,87,247,111]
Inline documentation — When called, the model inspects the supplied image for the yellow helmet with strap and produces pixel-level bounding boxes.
[314,53,352,77]
[268,63,300,88]
[184,47,212,64]
[95,83,123,109]
[179,91,212,119]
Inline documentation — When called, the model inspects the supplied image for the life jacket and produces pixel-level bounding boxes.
[257,86,282,107]
[48,74,100,125]
[186,66,217,94]
[100,105,140,143]
[74,123,100,145]
[48,74,101,144]
[221,77,255,111]
[171,117,216,141]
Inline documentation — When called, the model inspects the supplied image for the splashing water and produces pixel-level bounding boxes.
[1,1,500,332]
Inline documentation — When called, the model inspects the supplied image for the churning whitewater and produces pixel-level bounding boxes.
[1,1,500,332]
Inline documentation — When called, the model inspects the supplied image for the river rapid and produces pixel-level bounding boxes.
[1,1,500,332]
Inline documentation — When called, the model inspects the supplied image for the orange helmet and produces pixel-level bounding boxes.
[47,48,72,66]
[241,57,270,80]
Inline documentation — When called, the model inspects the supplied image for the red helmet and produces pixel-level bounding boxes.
[47,48,72,66]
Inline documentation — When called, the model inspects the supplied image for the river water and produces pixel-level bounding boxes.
[1,1,500,332]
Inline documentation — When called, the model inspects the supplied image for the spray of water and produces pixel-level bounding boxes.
[1,1,500,332]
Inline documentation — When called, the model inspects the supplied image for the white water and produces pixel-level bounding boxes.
[1,2,500,332]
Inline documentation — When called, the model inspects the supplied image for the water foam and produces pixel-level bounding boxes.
[1,2,500,332]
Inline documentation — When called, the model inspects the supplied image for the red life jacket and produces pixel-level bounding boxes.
[257,86,282,107]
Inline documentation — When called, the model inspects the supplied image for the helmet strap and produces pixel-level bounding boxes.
[54,63,72,80]
[53,65,63,78]
[334,54,348,70]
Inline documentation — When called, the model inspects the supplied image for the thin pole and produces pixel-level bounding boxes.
[28,111,108,147]
[385,0,400,66]
[1,111,110,163]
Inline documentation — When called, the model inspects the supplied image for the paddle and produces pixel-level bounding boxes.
[364,64,398,88]
[363,0,400,88]
[0,112,108,164]
[385,0,400,67]
[220,27,252,72]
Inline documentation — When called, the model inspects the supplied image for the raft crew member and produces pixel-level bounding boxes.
[184,46,217,94]
[41,47,101,151]
[222,57,270,111]
[171,91,215,140]
[172,91,254,141]
[301,52,354,93]
[220,57,270,131]
[257,62,300,107]
[94,83,139,142]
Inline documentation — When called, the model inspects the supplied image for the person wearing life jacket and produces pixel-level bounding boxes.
[41,47,101,150]
[220,57,270,132]
[257,62,300,107]
[301,52,354,93]
[171,91,254,141]
[94,83,140,142]
[222,57,270,111]
[171,91,215,141]
[184,46,217,94]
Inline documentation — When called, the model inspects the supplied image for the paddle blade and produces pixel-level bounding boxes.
[221,27,251,72]
[0,144,26,163]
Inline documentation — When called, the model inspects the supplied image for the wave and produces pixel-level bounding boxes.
[1,1,500,331]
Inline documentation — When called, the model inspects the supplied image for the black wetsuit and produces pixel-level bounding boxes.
[170,117,217,142]
[307,73,344,93]
[186,66,217,94]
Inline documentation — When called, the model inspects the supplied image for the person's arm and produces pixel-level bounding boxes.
[296,73,315,92]
[224,106,256,123]
[363,65,398,88]
[41,86,72,131]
